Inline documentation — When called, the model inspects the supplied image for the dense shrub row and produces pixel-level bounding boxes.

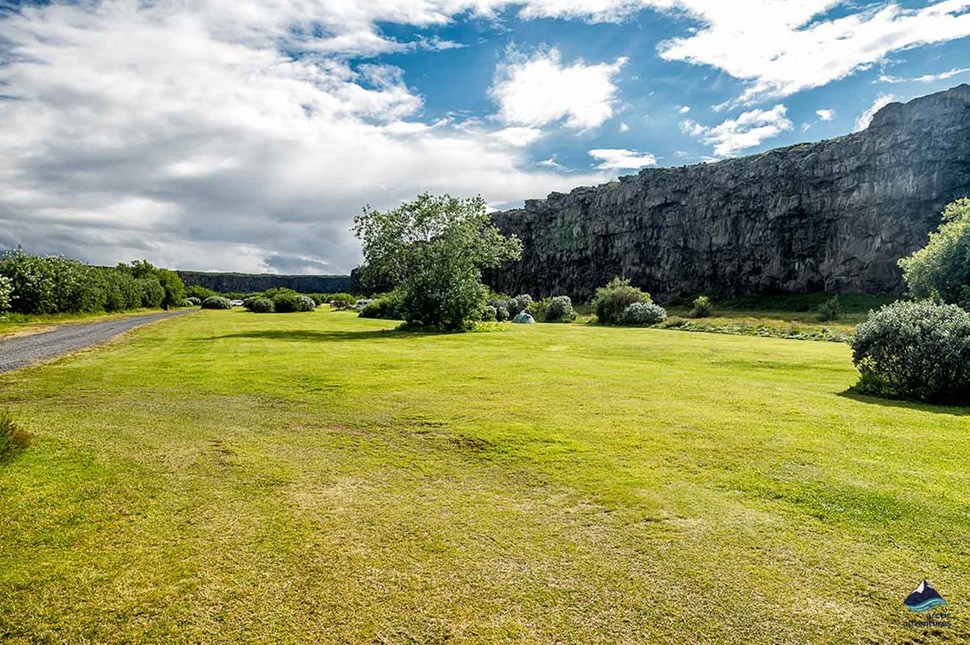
[0,250,185,315]
[240,288,317,314]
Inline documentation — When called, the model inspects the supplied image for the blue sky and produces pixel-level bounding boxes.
[0,1,968,273]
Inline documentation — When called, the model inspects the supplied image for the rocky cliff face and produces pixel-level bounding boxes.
[488,85,970,300]
[178,271,350,294]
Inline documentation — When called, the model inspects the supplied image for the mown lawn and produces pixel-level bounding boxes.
[0,309,967,642]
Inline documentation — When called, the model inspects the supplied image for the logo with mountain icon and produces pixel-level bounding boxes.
[904,580,947,613]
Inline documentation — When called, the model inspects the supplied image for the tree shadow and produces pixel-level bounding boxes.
[837,390,970,417]
[197,329,446,343]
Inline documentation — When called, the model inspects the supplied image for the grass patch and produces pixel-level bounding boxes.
[0,309,967,642]
[0,308,169,338]
[0,410,30,462]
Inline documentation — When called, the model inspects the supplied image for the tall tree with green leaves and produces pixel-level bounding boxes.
[353,193,522,331]
[899,198,970,309]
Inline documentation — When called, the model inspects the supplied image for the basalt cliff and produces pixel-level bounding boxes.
[488,85,970,300]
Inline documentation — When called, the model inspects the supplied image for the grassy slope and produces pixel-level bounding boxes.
[0,310,967,642]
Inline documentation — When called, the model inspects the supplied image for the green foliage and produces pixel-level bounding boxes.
[817,295,842,322]
[689,295,713,319]
[272,292,303,313]
[543,295,576,323]
[137,278,165,309]
[353,193,521,331]
[244,297,275,313]
[506,294,534,317]
[593,278,651,325]
[851,300,970,404]
[482,305,498,322]
[899,198,970,309]
[495,305,509,322]
[186,285,219,301]
[359,290,405,320]
[298,295,317,312]
[0,410,30,462]
[201,296,233,310]
[185,296,202,306]
[118,260,185,309]
[328,293,357,310]
[621,302,667,326]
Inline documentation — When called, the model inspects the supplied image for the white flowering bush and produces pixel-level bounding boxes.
[201,296,233,310]
[298,295,317,312]
[852,300,970,404]
[544,295,576,322]
[0,275,11,313]
[621,302,667,326]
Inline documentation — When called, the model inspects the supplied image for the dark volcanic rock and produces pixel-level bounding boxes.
[488,85,970,301]
[177,271,351,294]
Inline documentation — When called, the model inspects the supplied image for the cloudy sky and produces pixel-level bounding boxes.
[1,1,968,274]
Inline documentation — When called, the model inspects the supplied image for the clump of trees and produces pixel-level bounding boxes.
[899,198,970,309]
[353,193,521,331]
[0,250,185,315]
[593,278,667,325]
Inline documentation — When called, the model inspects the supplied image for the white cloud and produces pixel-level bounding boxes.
[654,0,970,103]
[490,48,627,129]
[538,155,565,169]
[0,2,609,273]
[588,148,658,170]
[678,105,691,114]
[854,93,896,131]
[491,126,544,147]
[618,121,630,132]
[681,104,793,157]
[879,67,970,83]
[816,108,836,121]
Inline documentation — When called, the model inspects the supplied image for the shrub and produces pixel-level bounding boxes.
[543,295,576,322]
[621,302,667,326]
[201,296,233,310]
[359,291,405,320]
[594,278,650,325]
[817,295,842,322]
[245,297,274,313]
[689,295,713,319]
[185,296,201,306]
[851,300,970,404]
[137,278,165,308]
[185,285,219,301]
[329,293,356,310]
[272,292,302,313]
[505,294,533,317]
[0,275,12,313]
[298,295,317,312]
[899,198,970,309]
[0,410,30,461]
[495,305,509,322]
[482,305,498,321]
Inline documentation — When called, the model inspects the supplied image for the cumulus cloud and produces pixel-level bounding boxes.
[490,48,627,129]
[815,108,836,121]
[681,104,793,157]
[677,105,691,114]
[0,1,608,273]
[588,148,658,169]
[654,0,970,103]
[854,93,896,131]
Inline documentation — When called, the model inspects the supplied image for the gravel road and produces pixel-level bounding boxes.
[0,310,195,374]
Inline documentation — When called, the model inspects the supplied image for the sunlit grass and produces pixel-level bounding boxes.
[0,309,966,642]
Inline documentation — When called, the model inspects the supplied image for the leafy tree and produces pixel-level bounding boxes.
[899,198,970,309]
[353,193,522,331]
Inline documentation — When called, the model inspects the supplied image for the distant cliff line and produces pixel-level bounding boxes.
[488,85,970,301]
[177,270,351,294]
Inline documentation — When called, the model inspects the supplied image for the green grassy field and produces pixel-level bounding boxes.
[1,309,967,642]
[0,308,168,338]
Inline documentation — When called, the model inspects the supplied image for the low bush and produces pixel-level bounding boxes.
[506,294,533,317]
[817,295,842,322]
[543,295,576,322]
[185,296,201,306]
[201,296,233,310]
[495,305,509,322]
[482,305,498,322]
[329,293,356,310]
[359,292,404,320]
[689,295,713,318]
[186,285,219,301]
[621,302,667,326]
[0,411,30,462]
[272,292,303,313]
[851,300,970,404]
[594,278,651,325]
[298,295,317,312]
[245,297,275,313]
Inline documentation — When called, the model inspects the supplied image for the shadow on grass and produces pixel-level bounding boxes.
[198,329,446,343]
[838,390,970,417]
